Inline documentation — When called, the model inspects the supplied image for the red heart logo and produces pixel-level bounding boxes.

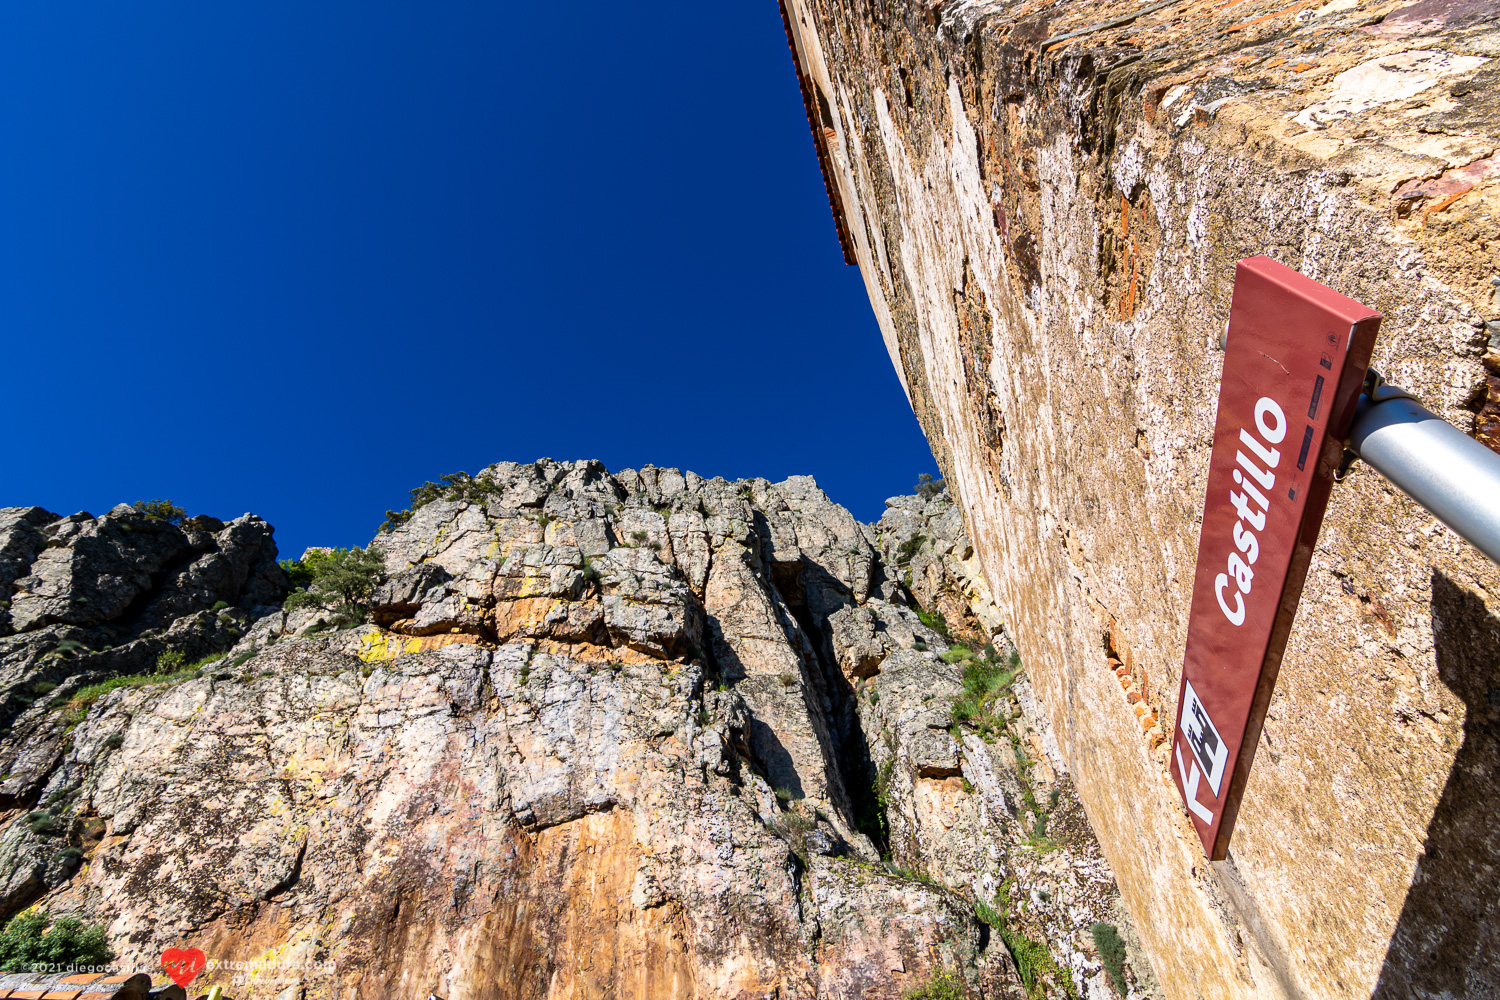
[161,948,206,988]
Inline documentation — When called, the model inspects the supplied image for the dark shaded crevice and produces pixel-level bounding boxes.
[777,561,889,857]
[108,540,216,638]
[263,837,308,901]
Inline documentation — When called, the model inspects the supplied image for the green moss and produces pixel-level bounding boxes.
[903,969,965,1000]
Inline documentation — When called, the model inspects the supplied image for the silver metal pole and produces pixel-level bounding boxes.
[1347,386,1500,565]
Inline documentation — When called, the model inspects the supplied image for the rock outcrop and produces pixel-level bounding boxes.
[0,465,1159,998]
[777,1,1500,998]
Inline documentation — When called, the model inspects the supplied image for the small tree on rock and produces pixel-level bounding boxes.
[283,547,385,627]
[914,474,946,500]
[131,499,187,525]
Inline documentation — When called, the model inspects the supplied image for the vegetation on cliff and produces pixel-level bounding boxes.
[0,910,111,972]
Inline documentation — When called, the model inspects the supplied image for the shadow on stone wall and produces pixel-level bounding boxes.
[1372,571,1500,999]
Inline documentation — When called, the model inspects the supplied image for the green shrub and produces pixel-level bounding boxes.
[895,533,926,566]
[579,555,603,585]
[914,607,950,640]
[52,639,85,658]
[379,471,505,534]
[1091,922,1127,996]
[0,910,113,972]
[982,903,1076,1000]
[952,651,1019,727]
[278,558,314,589]
[23,811,57,836]
[850,755,894,855]
[904,968,964,999]
[913,473,946,500]
[280,547,385,627]
[56,705,88,731]
[131,499,186,525]
[29,681,56,696]
[155,650,185,674]
[210,600,230,612]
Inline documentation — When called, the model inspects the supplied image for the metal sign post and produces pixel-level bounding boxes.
[1173,256,1381,859]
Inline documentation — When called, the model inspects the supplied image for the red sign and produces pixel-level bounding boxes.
[1173,256,1381,859]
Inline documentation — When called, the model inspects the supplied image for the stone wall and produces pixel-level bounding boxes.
[780,1,1500,998]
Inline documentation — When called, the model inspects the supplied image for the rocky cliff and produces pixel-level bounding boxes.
[777,1,1500,998]
[0,463,1162,999]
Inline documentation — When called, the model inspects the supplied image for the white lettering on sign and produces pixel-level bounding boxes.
[1181,680,1229,796]
[1175,743,1216,824]
[1215,396,1287,626]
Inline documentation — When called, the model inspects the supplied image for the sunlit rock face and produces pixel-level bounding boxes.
[780,1,1500,998]
[1,465,1166,999]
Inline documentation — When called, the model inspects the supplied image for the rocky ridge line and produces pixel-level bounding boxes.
[0,461,1161,999]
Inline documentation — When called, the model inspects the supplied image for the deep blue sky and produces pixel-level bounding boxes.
[0,2,934,559]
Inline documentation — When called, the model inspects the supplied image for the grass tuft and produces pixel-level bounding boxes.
[1091,922,1128,996]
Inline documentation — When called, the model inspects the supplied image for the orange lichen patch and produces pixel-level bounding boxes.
[492,596,561,639]
[535,640,664,666]
[1422,188,1474,221]
[359,629,486,662]
[1394,156,1500,225]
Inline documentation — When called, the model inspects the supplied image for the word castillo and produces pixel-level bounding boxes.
[1214,396,1287,627]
